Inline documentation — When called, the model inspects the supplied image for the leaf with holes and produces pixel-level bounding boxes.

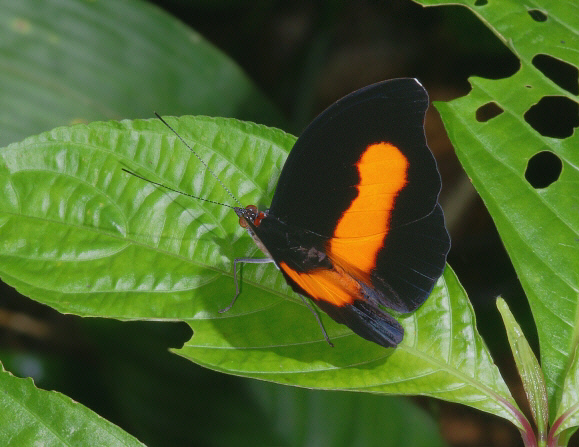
[415,0,579,421]
[0,117,524,427]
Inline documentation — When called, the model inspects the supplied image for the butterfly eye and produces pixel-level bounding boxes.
[239,205,258,228]
[254,211,266,226]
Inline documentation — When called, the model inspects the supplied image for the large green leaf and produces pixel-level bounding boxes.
[0,0,281,148]
[0,361,144,446]
[1,318,447,447]
[0,117,523,427]
[415,0,579,418]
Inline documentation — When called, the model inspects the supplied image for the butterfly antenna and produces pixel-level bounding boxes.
[154,112,243,207]
[122,168,235,209]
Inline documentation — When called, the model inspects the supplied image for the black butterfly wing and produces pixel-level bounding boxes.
[256,79,449,347]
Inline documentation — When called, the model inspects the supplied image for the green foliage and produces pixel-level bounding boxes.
[248,381,447,447]
[0,1,446,444]
[498,297,548,445]
[554,346,579,439]
[0,362,144,446]
[2,0,578,445]
[417,0,579,443]
[0,0,282,148]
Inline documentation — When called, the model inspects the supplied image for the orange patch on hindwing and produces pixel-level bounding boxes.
[280,261,361,306]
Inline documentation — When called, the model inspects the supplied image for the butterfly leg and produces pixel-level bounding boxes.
[299,295,334,347]
[219,257,275,313]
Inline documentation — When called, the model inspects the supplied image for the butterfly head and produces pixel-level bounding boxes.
[235,205,268,229]
[235,205,273,258]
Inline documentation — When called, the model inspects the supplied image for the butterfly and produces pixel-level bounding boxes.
[223,78,450,348]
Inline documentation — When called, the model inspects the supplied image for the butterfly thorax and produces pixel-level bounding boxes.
[235,205,331,272]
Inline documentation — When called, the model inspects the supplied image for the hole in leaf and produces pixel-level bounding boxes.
[532,54,579,95]
[476,102,504,122]
[528,9,547,22]
[525,151,562,188]
[474,0,488,5]
[524,96,579,138]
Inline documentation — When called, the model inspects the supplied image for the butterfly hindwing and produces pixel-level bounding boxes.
[277,258,404,347]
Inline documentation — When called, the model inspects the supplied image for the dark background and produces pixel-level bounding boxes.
[3,1,576,446]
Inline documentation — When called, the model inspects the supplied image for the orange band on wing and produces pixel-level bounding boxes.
[328,142,408,274]
[280,261,361,306]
